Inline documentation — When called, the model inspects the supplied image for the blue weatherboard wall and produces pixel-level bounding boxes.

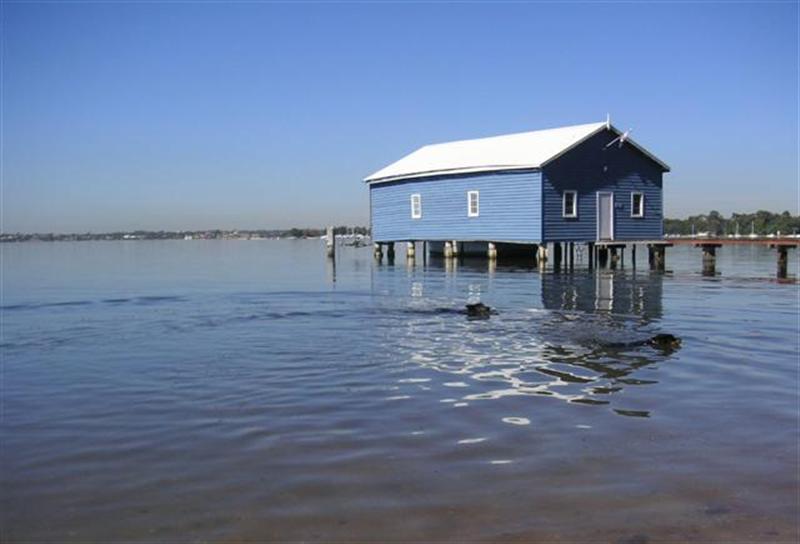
[370,171,542,243]
[541,130,664,242]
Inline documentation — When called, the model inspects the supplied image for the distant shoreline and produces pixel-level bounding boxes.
[0,228,370,243]
[3,233,798,244]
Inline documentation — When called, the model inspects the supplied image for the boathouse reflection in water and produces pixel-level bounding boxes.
[371,259,672,416]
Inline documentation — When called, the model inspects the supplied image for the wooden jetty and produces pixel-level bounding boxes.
[367,238,797,278]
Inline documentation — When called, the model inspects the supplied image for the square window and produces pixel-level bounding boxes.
[410,194,422,219]
[563,191,577,218]
[631,192,644,217]
[467,191,479,217]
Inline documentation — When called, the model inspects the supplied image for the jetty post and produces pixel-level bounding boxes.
[770,243,797,279]
[647,242,671,271]
[695,242,721,276]
[326,226,336,259]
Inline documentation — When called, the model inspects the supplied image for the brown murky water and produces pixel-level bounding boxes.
[2,241,798,542]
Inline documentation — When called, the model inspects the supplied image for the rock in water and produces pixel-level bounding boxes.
[465,303,493,319]
[646,333,681,351]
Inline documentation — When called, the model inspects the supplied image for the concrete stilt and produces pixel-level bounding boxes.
[631,244,637,269]
[451,240,460,258]
[374,243,383,261]
[443,240,454,259]
[406,241,416,259]
[588,243,594,269]
[609,247,618,269]
[487,242,498,261]
[532,244,539,267]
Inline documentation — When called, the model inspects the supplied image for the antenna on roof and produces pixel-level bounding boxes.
[606,113,611,130]
[605,128,632,149]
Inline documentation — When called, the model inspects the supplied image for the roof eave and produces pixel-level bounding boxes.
[364,164,542,184]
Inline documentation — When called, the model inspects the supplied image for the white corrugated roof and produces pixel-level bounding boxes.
[364,121,669,183]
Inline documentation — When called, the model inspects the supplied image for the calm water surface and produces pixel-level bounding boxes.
[2,241,798,542]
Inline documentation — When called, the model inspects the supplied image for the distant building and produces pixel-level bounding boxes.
[364,120,669,254]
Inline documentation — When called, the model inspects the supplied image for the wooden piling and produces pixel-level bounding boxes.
[588,243,594,269]
[777,247,788,278]
[568,242,575,270]
[325,226,335,259]
[769,243,797,279]
[451,240,460,257]
[373,242,383,261]
[631,244,637,268]
[695,243,721,276]
[598,247,609,268]
[646,243,671,271]
[653,246,665,270]
[553,242,562,270]
[386,242,395,262]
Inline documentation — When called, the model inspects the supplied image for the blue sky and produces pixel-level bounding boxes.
[3,1,798,232]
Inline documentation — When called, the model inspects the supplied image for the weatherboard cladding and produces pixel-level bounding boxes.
[541,130,663,242]
[370,171,542,243]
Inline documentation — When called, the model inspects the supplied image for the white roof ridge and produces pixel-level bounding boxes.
[419,121,606,149]
[364,121,668,183]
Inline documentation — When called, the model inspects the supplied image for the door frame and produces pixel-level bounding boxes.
[596,191,615,241]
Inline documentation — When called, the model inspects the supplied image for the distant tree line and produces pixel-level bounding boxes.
[0,226,371,243]
[663,210,800,236]
[285,226,370,238]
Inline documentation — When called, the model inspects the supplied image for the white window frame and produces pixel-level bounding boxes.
[631,192,644,218]
[467,191,479,217]
[562,190,578,218]
[410,193,422,219]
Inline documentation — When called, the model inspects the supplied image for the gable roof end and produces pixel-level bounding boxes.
[364,121,670,183]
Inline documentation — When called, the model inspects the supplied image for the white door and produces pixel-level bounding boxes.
[597,192,614,241]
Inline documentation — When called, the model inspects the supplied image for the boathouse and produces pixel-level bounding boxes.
[364,120,670,262]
